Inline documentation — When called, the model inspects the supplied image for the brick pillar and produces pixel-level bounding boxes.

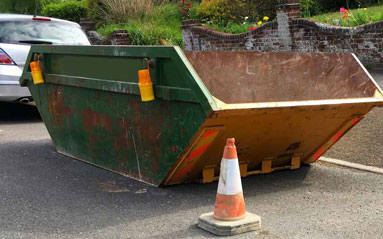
[111,30,130,45]
[276,0,301,19]
[275,0,300,51]
[181,19,201,51]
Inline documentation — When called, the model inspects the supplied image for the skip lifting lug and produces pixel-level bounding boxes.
[143,58,155,69]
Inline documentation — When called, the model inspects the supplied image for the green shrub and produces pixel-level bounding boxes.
[0,0,12,13]
[1,0,59,15]
[42,1,87,23]
[188,1,200,19]
[197,0,249,26]
[86,0,106,25]
[178,0,193,19]
[248,0,277,20]
[300,0,320,17]
[177,0,200,20]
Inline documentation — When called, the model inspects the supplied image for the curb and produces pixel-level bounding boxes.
[319,157,383,175]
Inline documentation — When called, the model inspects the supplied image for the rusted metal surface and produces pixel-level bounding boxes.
[20,46,383,186]
[21,46,211,186]
[185,52,377,103]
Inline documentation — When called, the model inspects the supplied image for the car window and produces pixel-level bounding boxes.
[0,20,90,45]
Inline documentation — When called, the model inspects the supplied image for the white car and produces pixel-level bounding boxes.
[0,14,91,103]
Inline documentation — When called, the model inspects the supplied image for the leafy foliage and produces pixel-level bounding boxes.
[178,0,193,19]
[248,0,277,20]
[42,1,87,23]
[0,0,59,15]
[197,0,249,26]
[300,0,319,17]
[86,0,106,25]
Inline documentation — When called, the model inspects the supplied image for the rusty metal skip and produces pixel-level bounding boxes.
[20,46,383,186]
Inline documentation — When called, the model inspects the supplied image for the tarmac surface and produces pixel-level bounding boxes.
[0,71,382,239]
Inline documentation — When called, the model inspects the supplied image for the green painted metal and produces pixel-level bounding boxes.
[20,45,214,186]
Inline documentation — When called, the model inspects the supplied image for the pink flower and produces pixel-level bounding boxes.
[340,7,345,13]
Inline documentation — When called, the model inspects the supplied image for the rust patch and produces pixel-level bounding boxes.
[185,51,377,103]
[170,145,177,154]
[81,109,114,162]
[48,86,71,126]
[82,109,113,133]
[114,118,133,154]
[286,142,301,151]
[113,100,168,175]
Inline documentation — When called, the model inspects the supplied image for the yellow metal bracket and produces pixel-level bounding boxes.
[261,158,273,174]
[290,155,301,170]
[239,163,248,177]
[202,167,215,184]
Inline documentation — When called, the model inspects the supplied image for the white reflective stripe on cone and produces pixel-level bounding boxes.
[217,158,243,195]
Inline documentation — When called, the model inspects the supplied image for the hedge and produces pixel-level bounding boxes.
[42,0,87,23]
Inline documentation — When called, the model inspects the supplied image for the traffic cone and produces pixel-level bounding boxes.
[214,138,246,221]
[198,138,261,236]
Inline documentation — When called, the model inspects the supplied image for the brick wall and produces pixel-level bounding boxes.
[182,0,383,68]
[110,30,131,45]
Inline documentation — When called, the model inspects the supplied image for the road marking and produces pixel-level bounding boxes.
[319,157,383,175]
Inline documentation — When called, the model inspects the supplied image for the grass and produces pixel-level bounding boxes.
[203,21,254,34]
[98,3,189,46]
[204,19,272,34]
[98,0,154,23]
[311,4,383,27]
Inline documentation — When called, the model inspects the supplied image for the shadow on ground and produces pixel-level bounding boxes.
[0,102,41,123]
[0,138,311,236]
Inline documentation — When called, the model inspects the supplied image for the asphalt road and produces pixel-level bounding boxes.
[0,71,383,239]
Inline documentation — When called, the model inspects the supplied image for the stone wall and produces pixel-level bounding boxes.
[79,19,129,46]
[181,0,383,68]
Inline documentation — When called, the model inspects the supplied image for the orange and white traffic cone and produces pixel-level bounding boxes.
[198,138,261,236]
[214,138,246,221]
